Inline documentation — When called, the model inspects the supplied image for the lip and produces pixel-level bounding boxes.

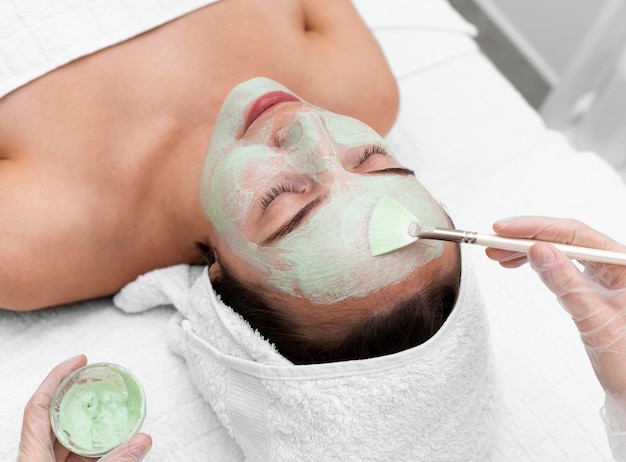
[244,91,299,132]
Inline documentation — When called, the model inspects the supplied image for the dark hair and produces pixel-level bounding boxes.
[210,251,461,365]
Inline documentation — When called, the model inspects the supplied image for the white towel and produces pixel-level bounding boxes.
[114,247,497,461]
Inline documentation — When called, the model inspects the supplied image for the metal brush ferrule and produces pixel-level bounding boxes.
[460,230,478,244]
[415,226,478,244]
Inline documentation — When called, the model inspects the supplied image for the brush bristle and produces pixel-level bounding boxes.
[368,196,419,256]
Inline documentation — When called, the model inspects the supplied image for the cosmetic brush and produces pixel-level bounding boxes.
[368,196,626,265]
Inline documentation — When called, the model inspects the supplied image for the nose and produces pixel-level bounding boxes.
[276,111,325,149]
[276,111,337,177]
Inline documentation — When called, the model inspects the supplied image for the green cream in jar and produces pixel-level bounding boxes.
[50,363,146,457]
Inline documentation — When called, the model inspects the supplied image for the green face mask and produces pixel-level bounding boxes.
[200,77,448,305]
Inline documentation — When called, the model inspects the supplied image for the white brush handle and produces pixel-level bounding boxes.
[475,233,626,265]
[418,227,626,265]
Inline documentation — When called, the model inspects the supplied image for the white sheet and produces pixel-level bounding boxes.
[1,1,623,460]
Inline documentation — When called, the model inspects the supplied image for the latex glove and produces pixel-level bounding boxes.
[487,216,626,459]
[18,355,152,462]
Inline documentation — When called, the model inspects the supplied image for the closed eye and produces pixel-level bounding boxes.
[367,167,415,176]
[357,145,415,176]
[260,182,306,210]
[356,144,388,167]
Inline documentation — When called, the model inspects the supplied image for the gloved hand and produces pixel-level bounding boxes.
[487,216,626,459]
[18,355,152,462]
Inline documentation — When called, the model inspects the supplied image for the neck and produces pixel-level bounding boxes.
[169,129,215,257]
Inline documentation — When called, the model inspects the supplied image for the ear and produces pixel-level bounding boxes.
[208,261,225,283]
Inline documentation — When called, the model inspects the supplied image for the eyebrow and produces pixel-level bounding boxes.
[259,167,415,246]
[260,196,326,246]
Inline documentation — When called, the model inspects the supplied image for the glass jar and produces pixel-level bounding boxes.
[50,362,146,457]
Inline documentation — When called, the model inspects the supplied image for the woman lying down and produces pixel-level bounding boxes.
[114,77,497,461]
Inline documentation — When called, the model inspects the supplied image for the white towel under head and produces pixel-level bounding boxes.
[114,247,497,461]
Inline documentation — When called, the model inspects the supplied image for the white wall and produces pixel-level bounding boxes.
[475,0,626,166]
[475,0,609,85]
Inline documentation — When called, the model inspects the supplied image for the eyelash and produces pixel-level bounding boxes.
[260,183,300,210]
[356,144,388,166]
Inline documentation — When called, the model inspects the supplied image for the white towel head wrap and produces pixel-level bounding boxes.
[169,247,497,461]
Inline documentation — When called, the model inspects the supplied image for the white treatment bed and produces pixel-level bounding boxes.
[1,1,624,460]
